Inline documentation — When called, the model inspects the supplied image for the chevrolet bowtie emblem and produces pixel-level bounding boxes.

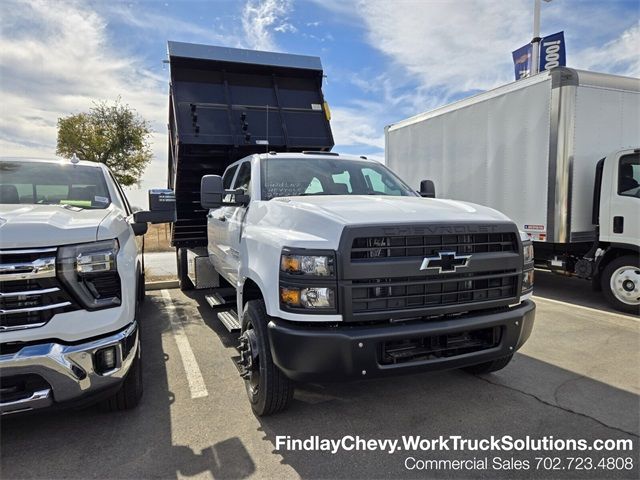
[420,251,471,273]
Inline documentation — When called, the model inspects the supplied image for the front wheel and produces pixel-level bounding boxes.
[238,300,293,416]
[99,340,143,412]
[601,255,640,315]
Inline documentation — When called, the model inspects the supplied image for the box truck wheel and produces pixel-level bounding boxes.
[238,300,293,416]
[463,354,513,374]
[176,248,193,291]
[601,255,640,314]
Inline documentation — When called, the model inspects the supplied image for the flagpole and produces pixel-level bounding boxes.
[531,0,542,75]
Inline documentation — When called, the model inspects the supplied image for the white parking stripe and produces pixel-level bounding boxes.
[160,289,209,399]
[532,295,640,322]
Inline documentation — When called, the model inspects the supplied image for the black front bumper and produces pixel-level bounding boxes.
[268,300,535,382]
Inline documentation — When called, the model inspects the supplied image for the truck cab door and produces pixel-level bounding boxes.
[225,161,252,285]
[600,151,640,245]
[207,164,238,277]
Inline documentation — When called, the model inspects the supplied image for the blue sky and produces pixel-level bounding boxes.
[1,0,639,206]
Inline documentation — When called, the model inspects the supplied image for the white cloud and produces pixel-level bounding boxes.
[241,0,295,51]
[0,0,184,207]
[572,21,640,77]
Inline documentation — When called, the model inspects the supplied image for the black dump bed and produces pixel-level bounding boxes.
[167,41,334,247]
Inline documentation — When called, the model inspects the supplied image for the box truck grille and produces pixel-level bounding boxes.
[351,232,517,260]
[0,248,78,331]
[351,271,518,314]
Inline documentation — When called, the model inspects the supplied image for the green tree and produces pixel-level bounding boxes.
[56,99,153,186]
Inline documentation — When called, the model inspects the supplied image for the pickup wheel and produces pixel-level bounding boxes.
[176,248,193,291]
[463,354,513,375]
[238,300,293,416]
[601,255,640,315]
[99,340,143,412]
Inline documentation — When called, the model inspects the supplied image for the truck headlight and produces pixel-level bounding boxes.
[523,242,534,264]
[280,286,335,309]
[58,239,122,310]
[522,241,534,293]
[280,253,335,277]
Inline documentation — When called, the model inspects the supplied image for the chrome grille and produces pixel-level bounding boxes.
[0,248,77,331]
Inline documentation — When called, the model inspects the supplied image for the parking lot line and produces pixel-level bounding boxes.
[160,289,209,399]
[532,295,639,322]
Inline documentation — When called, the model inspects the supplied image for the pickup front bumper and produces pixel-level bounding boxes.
[268,301,535,382]
[0,322,138,415]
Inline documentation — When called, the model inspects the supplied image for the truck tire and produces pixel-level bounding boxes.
[100,340,143,412]
[463,354,513,375]
[601,255,640,315]
[238,300,293,416]
[176,248,193,291]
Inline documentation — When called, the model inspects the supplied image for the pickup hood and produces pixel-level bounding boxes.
[274,195,513,225]
[0,204,111,248]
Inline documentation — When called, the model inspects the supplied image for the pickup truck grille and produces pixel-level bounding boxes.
[351,270,518,313]
[0,248,78,331]
[339,224,523,322]
[351,232,517,259]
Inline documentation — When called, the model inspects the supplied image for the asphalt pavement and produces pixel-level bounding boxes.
[1,272,638,479]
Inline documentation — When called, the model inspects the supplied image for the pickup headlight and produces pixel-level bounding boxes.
[523,242,534,264]
[58,239,122,310]
[522,240,534,293]
[280,253,335,277]
[280,286,336,309]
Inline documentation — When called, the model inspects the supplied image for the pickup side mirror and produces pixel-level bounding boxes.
[419,180,436,198]
[201,175,250,208]
[131,189,177,235]
[201,175,224,209]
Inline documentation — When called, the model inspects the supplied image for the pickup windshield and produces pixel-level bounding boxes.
[261,157,418,200]
[0,161,111,209]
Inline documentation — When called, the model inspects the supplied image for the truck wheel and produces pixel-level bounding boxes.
[176,248,193,291]
[601,255,640,315]
[238,300,293,416]
[100,341,143,412]
[463,354,513,375]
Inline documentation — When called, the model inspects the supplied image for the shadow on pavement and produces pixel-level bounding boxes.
[0,298,255,480]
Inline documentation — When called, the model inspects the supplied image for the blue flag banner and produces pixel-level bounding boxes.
[539,31,566,72]
[512,44,533,80]
[513,31,566,80]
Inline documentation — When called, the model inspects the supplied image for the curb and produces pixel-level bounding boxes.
[145,280,179,290]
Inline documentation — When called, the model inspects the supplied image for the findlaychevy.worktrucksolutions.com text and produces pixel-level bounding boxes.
[275,435,634,455]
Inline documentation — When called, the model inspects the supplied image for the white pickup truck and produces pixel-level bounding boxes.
[0,157,174,414]
[199,151,536,415]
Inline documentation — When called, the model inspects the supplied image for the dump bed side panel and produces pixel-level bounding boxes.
[386,76,552,239]
[168,42,334,247]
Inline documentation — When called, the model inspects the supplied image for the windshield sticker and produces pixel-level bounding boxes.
[94,196,109,204]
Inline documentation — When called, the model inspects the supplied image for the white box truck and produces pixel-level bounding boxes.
[386,68,639,314]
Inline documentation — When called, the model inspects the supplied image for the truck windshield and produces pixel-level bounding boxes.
[0,161,111,209]
[261,157,418,200]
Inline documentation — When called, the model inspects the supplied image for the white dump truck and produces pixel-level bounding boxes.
[386,68,639,314]
[0,157,175,414]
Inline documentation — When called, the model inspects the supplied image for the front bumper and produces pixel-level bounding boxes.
[0,322,138,415]
[268,300,535,382]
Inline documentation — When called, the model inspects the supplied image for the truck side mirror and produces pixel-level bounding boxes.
[201,175,224,209]
[132,189,177,231]
[419,180,436,198]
